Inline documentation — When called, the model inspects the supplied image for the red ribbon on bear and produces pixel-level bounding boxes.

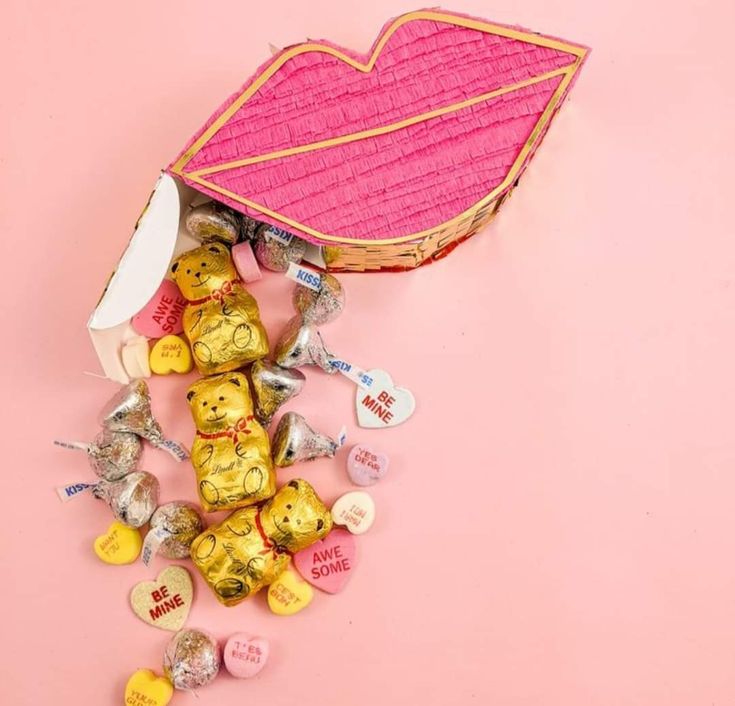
[196,415,254,444]
[189,278,241,306]
[255,512,290,557]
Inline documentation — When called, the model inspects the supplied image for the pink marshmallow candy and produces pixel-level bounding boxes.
[232,241,262,283]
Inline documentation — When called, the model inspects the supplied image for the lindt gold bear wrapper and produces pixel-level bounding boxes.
[171,243,269,375]
[190,479,332,606]
[187,372,276,512]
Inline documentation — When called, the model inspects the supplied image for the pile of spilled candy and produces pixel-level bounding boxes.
[55,201,413,704]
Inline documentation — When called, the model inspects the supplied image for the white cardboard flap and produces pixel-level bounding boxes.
[88,172,181,330]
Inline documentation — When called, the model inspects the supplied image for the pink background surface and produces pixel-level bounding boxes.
[2,1,734,704]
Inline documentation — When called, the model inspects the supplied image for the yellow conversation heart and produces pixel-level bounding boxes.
[130,566,193,632]
[93,521,142,565]
[149,335,193,375]
[125,669,173,706]
[267,567,313,616]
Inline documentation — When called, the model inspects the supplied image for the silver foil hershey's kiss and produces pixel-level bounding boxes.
[149,502,204,559]
[272,412,338,467]
[274,315,336,374]
[253,227,307,272]
[185,202,241,246]
[250,359,306,426]
[99,380,164,444]
[163,628,221,690]
[99,380,188,461]
[54,428,141,480]
[293,272,345,325]
[93,470,160,528]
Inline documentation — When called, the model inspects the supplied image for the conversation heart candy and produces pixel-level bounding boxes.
[93,521,142,565]
[293,529,357,594]
[347,444,389,486]
[130,566,193,631]
[149,335,193,375]
[132,279,187,338]
[267,568,314,616]
[125,669,173,706]
[356,369,415,428]
[223,633,269,678]
[331,491,375,535]
[231,241,262,283]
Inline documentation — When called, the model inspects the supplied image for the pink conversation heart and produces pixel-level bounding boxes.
[223,633,269,679]
[347,444,389,486]
[293,529,356,594]
[132,279,187,338]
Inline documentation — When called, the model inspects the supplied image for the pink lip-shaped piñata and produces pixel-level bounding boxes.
[169,9,588,271]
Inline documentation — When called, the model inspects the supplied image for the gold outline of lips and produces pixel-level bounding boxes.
[171,10,587,246]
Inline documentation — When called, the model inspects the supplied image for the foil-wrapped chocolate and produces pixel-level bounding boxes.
[163,628,220,690]
[190,479,332,606]
[99,380,188,461]
[272,412,338,467]
[54,429,141,480]
[250,359,306,427]
[185,202,241,246]
[240,215,262,241]
[274,315,336,373]
[93,470,159,528]
[293,272,345,325]
[147,502,204,559]
[186,372,276,512]
[253,226,307,272]
[171,243,269,375]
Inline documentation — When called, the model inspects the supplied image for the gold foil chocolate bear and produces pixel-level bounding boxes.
[187,372,276,512]
[190,479,332,606]
[171,242,268,375]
